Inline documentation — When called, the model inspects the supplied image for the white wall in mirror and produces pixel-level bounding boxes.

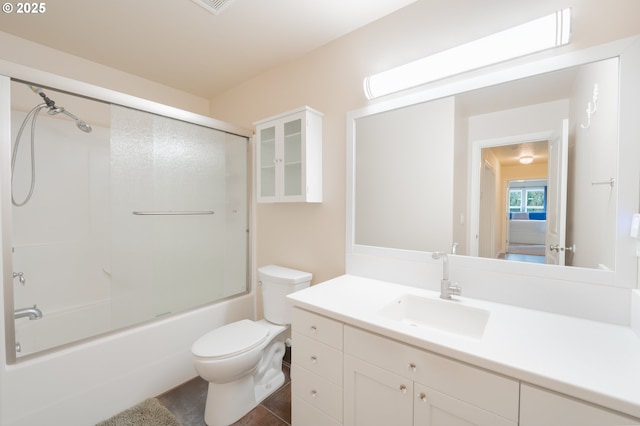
[355,97,454,251]
[346,36,640,325]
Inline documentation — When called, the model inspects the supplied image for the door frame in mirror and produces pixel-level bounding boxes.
[469,130,554,258]
[347,35,640,290]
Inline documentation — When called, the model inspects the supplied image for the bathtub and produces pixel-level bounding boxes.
[14,299,111,357]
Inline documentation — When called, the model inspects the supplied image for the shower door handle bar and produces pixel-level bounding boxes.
[132,210,214,216]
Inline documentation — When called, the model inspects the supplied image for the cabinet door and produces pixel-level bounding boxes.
[344,355,413,426]
[258,124,277,199]
[520,384,640,426]
[282,115,304,198]
[414,383,516,426]
[255,106,322,203]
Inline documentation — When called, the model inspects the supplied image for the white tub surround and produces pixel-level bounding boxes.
[287,275,640,421]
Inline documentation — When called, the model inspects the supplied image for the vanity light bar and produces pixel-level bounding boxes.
[363,8,572,99]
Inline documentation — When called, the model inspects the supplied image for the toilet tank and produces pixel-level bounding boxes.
[258,265,312,325]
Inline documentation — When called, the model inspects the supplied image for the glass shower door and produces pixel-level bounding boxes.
[110,105,248,327]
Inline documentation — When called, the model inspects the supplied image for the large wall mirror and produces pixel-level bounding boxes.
[347,36,640,288]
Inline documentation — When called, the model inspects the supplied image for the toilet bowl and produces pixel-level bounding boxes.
[191,265,312,426]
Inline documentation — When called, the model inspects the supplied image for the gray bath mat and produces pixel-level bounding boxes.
[96,397,181,426]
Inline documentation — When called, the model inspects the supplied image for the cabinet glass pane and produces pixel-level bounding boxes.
[260,126,276,197]
[284,118,302,196]
[284,163,302,196]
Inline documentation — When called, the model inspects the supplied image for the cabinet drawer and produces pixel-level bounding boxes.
[292,332,343,385]
[292,396,342,426]
[292,363,343,422]
[344,325,518,422]
[292,308,343,349]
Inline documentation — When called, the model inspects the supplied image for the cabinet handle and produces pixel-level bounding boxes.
[399,384,407,393]
[408,363,417,372]
[310,355,317,363]
[310,325,317,333]
[310,389,317,398]
[418,392,427,402]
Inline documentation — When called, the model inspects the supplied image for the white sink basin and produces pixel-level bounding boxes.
[377,294,490,339]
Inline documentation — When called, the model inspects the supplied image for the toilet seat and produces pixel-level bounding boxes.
[192,320,269,359]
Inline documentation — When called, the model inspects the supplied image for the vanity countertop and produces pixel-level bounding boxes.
[286,274,640,419]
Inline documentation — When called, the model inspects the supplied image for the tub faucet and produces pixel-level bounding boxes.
[14,305,43,320]
[432,252,462,300]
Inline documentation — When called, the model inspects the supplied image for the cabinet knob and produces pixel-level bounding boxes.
[418,392,427,402]
[310,325,317,333]
[408,363,417,372]
[399,384,407,393]
[310,355,317,363]
[310,389,317,398]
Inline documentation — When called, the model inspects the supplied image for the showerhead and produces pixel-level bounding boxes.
[76,120,92,133]
[60,110,92,133]
[27,83,93,133]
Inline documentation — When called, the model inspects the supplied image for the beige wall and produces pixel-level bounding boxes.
[209,0,640,284]
[0,31,210,115]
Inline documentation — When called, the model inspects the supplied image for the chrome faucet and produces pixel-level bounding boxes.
[432,252,462,300]
[451,242,459,255]
[14,305,43,320]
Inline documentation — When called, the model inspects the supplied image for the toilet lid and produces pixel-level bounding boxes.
[192,319,269,359]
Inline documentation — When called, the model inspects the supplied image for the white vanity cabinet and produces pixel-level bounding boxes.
[291,308,343,426]
[520,384,640,426]
[343,326,519,426]
[254,106,322,203]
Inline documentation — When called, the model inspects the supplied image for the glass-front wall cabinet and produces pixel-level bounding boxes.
[255,106,323,203]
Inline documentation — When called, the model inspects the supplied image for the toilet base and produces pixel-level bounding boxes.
[204,375,254,426]
[203,339,286,426]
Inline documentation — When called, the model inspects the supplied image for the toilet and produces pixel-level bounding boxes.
[191,265,312,426]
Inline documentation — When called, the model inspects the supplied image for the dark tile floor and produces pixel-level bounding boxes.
[157,360,291,426]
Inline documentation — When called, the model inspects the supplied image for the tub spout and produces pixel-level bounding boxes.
[15,305,43,320]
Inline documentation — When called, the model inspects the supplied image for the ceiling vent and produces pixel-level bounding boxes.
[191,0,237,15]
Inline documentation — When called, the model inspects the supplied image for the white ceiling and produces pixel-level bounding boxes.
[0,0,417,98]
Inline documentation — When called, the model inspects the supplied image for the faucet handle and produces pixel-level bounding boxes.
[449,283,462,296]
[432,251,446,260]
[13,272,26,285]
